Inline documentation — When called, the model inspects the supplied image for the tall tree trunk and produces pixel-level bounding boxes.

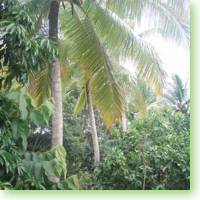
[122,111,128,134]
[49,0,63,148]
[86,80,100,163]
[51,59,63,148]
[141,131,147,190]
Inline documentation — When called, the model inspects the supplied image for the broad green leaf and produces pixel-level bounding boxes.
[30,111,44,126]
[74,88,86,114]
[19,92,28,120]
[43,161,55,177]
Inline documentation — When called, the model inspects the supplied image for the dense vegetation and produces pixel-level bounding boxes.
[0,87,190,190]
[0,0,190,190]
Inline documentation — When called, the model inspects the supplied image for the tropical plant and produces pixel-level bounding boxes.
[0,0,56,89]
[23,0,187,164]
[0,88,48,188]
[165,74,189,114]
[0,0,190,191]
[129,79,157,118]
[83,111,190,190]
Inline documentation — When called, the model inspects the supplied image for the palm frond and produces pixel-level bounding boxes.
[27,64,69,107]
[80,1,166,95]
[74,86,86,114]
[131,79,156,117]
[96,0,188,43]
[60,8,125,127]
[164,74,189,113]
[27,68,51,107]
[167,0,189,23]
[90,66,125,128]
[169,74,186,102]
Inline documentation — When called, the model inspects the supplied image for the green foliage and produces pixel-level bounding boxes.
[0,89,66,190]
[62,89,109,175]
[23,146,67,180]
[165,74,189,114]
[65,175,81,190]
[0,0,57,88]
[0,0,190,191]
[82,0,166,95]
[0,90,30,188]
[0,181,12,190]
[74,88,86,114]
[130,79,156,117]
[0,89,31,151]
[63,90,94,174]
[60,7,126,128]
[0,85,190,190]
[81,111,189,190]
[103,0,188,43]
[14,146,67,190]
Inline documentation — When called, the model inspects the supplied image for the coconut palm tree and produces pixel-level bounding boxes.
[165,74,189,114]
[85,79,100,162]
[26,0,188,163]
[137,74,190,115]
[48,0,63,149]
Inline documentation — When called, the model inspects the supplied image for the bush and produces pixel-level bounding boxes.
[84,111,190,190]
[0,89,68,190]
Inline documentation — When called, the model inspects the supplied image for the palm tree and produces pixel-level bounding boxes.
[165,74,189,114]
[26,0,188,163]
[48,0,63,148]
[85,80,100,162]
[72,78,100,162]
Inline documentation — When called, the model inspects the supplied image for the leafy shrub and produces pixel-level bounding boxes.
[83,111,190,190]
[0,0,57,88]
[0,89,69,190]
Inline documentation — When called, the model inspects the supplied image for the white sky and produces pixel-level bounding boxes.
[122,29,190,89]
[147,35,190,84]
[122,36,190,86]
[121,0,190,87]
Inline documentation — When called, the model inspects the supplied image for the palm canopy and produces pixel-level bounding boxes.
[164,74,189,113]
[99,0,188,41]
[128,78,156,118]
[25,0,188,128]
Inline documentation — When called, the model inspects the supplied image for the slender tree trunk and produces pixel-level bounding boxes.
[48,0,62,183]
[86,80,100,163]
[51,60,63,147]
[49,0,63,148]
[141,131,147,190]
[122,111,127,134]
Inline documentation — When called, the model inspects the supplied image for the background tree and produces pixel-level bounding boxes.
[0,0,56,89]
[48,0,63,149]
[165,74,189,114]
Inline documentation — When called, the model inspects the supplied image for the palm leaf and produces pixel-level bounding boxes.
[60,8,125,127]
[80,1,166,95]
[131,79,156,117]
[164,74,189,113]
[74,86,86,114]
[27,68,51,107]
[100,0,188,43]
[27,64,69,107]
